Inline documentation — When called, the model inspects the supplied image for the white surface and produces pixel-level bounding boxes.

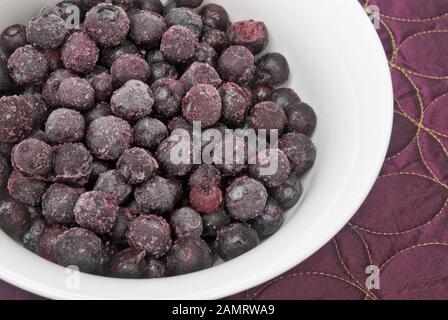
[0,0,393,299]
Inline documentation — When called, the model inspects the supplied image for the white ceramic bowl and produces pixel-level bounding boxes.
[0,0,392,299]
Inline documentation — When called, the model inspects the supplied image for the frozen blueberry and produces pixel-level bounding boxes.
[53,143,93,186]
[139,0,164,14]
[58,77,95,111]
[23,219,46,252]
[112,0,139,10]
[37,226,66,262]
[202,29,228,54]
[45,108,85,144]
[130,11,166,48]
[54,227,103,273]
[190,182,223,215]
[180,62,221,91]
[133,117,169,150]
[249,101,286,134]
[127,215,172,257]
[0,55,13,94]
[202,207,231,238]
[160,26,198,64]
[111,207,134,242]
[94,170,133,205]
[188,42,218,67]
[182,84,222,128]
[84,3,130,47]
[42,183,84,226]
[0,24,27,55]
[214,223,259,261]
[74,191,118,234]
[8,45,49,85]
[249,198,283,238]
[228,20,269,55]
[165,237,212,276]
[117,148,156,185]
[156,133,194,177]
[188,165,221,190]
[101,40,139,68]
[145,259,166,278]
[213,134,247,176]
[285,102,317,136]
[134,175,177,214]
[22,93,49,129]
[42,69,75,108]
[0,201,31,240]
[255,53,290,87]
[270,87,301,110]
[167,116,192,133]
[7,171,47,206]
[0,155,11,188]
[85,102,112,124]
[87,116,133,160]
[87,68,113,102]
[279,133,316,175]
[11,139,52,178]
[219,82,250,126]
[218,46,254,86]
[44,49,62,72]
[88,160,110,185]
[165,8,203,38]
[249,148,291,188]
[199,4,229,32]
[151,78,184,117]
[270,173,303,209]
[61,32,99,75]
[225,176,267,221]
[170,207,203,238]
[111,54,150,88]
[252,84,272,103]
[26,13,69,50]
[111,80,154,121]
[0,96,33,143]
[109,248,146,278]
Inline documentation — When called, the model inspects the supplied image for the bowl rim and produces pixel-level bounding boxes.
[0,0,393,300]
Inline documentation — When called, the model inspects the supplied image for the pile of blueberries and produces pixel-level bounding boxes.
[0,0,316,278]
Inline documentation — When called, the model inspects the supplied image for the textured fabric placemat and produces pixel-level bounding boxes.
[2,0,448,300]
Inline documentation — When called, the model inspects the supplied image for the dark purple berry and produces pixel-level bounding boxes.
[151,78,184,117]
[249,148,291,188]
[94,170,133,205]
[182,84,222,128]
[42,69,75,108]
[54,227,103,273]
[85,102,112,124]
[218,46,254,86]
[23,219,46,252]
[199,4,229,32]
[255,52,290,87]
[8,45,49,85]
[279,132,316,174]
[161,26,198,64]
[0,96,33,143]
[190,182,223,215]
[0,55,13,94]
[249,101,286,133]
[165,7,203,38]
[37,226,66,262]
[133,117,169,150]
[270,87,301,110]
[225,176,267,221]
[117,147,156,185]
[0,24,27,55]
[58,77,95,111]
[45,108,85,144]
[7,171,47,206]
[285,102,317,136]
[219,82,250,126]
[53,143,93,186]
[100,40,139,68]
[202,207,231,238]
[156,133,194,177]
[228,20,269,55]
[74,191,119,234]
[134,175,177,214]
[44,49,62,72]
[252,84,272,103]
[130,11,166,48]
[188,165,221,190]
[189,42,218,67]
[26,13,69,50]
[202,29,228,54]
[12,139,53,177]
[127,215,172,257]
[165,237,212,275]
[139,0,164,14]
[0,201,31,240]
[61,32,99,75]
[0,155,11,188]
[87,116,133,160]
[42,183,84,226]
[84,3,130,47]
[87,68,113,102]
[111,80,154,121]
[145,259,166,278]
[180,62,221,91]
[249,198,283,238]
[88,159,110,184]
[109,248,146,278]
[170,207,203,238]
[112,0,139,10]
[214,223,259,261]
[270,173,303,209]
[111,207,134,242]
[111,54,150,87]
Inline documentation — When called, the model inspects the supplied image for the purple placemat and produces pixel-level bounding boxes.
[2,0,448,300]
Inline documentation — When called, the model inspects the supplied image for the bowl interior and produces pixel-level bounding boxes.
[0,0,392,299]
